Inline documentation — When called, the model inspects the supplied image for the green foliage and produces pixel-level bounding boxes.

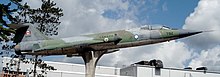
[18,0,63,36]
[1,0,63,41]
[1,56,56,77]
[1,1,60,77]
[0,2,19,41]
[1,0,63,51]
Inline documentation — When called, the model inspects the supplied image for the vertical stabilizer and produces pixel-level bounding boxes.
[21,23,50,42]
[13,25,29,43]
[10,23,50,44]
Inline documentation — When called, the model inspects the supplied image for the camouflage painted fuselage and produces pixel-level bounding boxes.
[15,25,202,56]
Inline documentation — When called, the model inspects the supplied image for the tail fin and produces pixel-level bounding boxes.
[9,23,50,44]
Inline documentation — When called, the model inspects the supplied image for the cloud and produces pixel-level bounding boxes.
[99,41,193,68]
[189,45,220,72]
[23,0,136,37]
[55,0,139,37]
[183,0,220,71]
[183,0,220,50]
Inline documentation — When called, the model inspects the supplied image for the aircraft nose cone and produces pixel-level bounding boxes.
[178,30,203,38]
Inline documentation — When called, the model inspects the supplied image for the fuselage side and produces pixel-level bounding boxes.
[15,26,202,55]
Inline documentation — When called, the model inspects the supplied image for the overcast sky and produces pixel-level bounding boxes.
[1,0,220,72]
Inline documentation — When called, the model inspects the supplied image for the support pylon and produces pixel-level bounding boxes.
[81,51,106,77]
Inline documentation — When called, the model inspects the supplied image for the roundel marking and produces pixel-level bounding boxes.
[134,34,139,39]
[104,38,109,42]
[25,30,31,35]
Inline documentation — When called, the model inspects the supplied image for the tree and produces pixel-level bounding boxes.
[1,0,63,49]
[18,0,63,36]
[1,0,63,76]
[0,1,20,41]
[0,0,25,51]
[1,55,56,77]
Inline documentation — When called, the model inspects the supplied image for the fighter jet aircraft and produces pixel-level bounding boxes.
[11,23,202,56]
[10,23,203,77]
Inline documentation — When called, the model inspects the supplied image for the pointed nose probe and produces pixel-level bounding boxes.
[178,30,203,38]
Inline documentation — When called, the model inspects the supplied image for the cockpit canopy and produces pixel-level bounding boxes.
[140,24,172,30]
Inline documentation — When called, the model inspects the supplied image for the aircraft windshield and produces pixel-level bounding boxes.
[161,26,170,30]
[140,25,171,30]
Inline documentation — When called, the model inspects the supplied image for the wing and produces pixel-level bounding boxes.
[23,35,122,55]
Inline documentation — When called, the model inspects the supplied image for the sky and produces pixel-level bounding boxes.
[1,0,220,72]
